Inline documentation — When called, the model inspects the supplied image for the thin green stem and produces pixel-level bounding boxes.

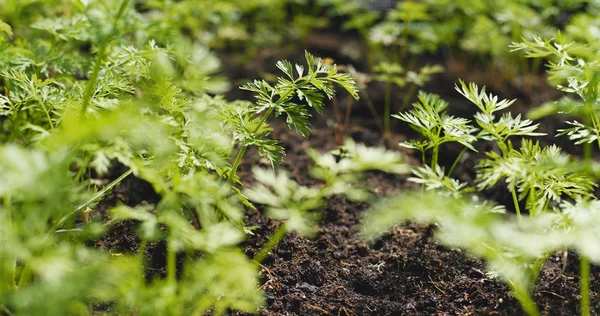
[510,282,540,316]
[227,145,248,185]
[447,147,468,177]
[431,146,439,169]
[580,255,590,316]
[80,0,130,119]
[1,305,13,316]
[167,242,176,286]
[3,196,16,292]
[399,20,409,62]
[530,250,552,288]
[77,169,133,212]
[384,79,392,139]
[17,261,31,288]
[584,142,593,162]
[37,97,55,130]
[527,187,538,217]
[511,187,522,225]
[499,139,510,156]
[83,167,132,206]
[254,223,288,264]
[74,154,94,183]
[166,241,181,316]
[138,238,148,269]
[580,85,596,316]
[398,83,418,113]
[51,169,133,233]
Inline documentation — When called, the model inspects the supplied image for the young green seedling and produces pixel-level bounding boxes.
[224,50,359,183]
[379,74,598,315]
[513,34,600,315]
[394,90,477,169]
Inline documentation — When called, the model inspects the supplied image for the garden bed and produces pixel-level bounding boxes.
[3,1,600,315]
[95,102,599,315]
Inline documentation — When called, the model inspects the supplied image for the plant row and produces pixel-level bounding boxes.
[2,1,600,315]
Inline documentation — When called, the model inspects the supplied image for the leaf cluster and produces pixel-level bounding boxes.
[222,51,358,168]
[0,1,283,314]
[396,91,477,154]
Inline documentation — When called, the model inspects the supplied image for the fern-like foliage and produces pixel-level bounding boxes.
[395,91,478,154]
[558,120,600,145]
[477,139,596,214]
[240,50,359,137]
[456,80,544,153]
[512,34,600,151]
[222,51,358,172]
[409,164,470,197]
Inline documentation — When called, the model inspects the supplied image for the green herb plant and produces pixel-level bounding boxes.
[316,0,444,139]
[0,0,410,313]
[511,31,600,316]
[365,75,599,315]
[0,1,265,314]
[374,62,444,138]
[369,1,445,139]
[136,0,322,62]
[223,50,359,181]
[423,0,587,80]
[0,0,372,315]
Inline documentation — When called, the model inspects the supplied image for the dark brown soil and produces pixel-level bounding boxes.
[93,107,600,315]
[237,116,599,316]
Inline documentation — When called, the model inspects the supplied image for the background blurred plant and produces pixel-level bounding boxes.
[317,0,591,136]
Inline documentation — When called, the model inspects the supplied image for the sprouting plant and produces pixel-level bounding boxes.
[476,140,596,218]
[223,50,359,182]
[422,0,586,78]
[1,1,354,315]
[394,90,477,169]
[244,138,408,263]
[399,80,598,224]
[374,61,404,137]
[372,72,600,315]
[512,34,600,157]
[408,164,471,197]
[320,0,444,139]
[374,62,444,138]
[455,80,544,152]
[367,1,445,139]
[512,33,600,314]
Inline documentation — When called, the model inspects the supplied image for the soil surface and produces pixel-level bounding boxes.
[93,34,600,315]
